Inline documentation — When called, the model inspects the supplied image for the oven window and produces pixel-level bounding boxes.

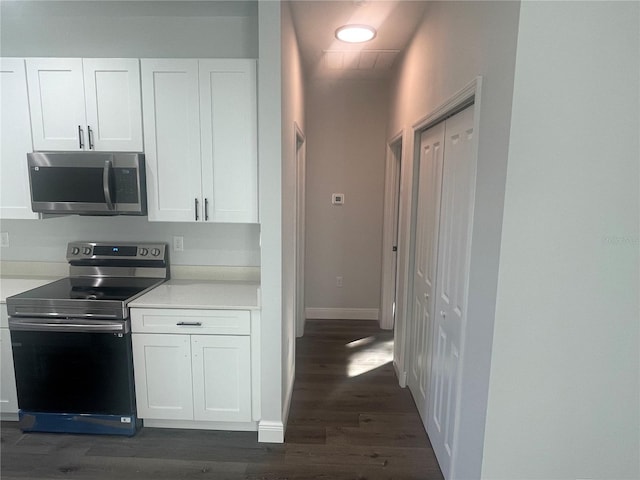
[10,330,135,415]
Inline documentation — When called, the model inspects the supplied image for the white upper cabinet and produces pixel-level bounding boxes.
[199,60,257,223]
[26,58,142,152]
[141,59,202,222]
[0,58,37,219]
[83,59,143,151]
[142,58,258,223]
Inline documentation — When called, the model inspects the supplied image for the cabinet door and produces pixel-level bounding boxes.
[199,60,258,223]
[26,58,86,151]
[83,58,143,152]
[141,59,202,222]
[191,335,251,422]
[0,58,37,219]
[132,333,193,420]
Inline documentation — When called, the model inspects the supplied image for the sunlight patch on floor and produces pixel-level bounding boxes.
[346,339,394,377]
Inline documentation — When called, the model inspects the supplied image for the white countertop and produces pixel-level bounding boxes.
[129,279,260,310]
[0,277,60,304]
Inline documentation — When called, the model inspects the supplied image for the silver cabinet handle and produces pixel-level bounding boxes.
[88,125,94,150]
[176,321,202,327]
[78,125,84,149]
[103,160,114,210]
[205,198,209,221]
[195,198,199,221]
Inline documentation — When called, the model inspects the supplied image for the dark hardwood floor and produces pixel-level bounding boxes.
[1,319,443,480]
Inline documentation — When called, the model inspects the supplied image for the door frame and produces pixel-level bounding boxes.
[294,122,307,338]
[380,132,403,331]
[396,76,482,479]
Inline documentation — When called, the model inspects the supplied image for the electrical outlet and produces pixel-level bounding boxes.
[173,236,184,252]
[336,276,343,287]
[0,232,8,247]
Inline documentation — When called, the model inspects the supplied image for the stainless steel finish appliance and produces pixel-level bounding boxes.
[27,152,147,216]
[7,242,168,436]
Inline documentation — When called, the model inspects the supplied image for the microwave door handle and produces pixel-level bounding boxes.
[103,160,115,211]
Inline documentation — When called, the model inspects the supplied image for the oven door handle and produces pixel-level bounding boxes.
[8,318,128,334]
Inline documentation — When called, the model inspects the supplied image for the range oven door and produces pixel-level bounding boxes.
[9,318,139,436]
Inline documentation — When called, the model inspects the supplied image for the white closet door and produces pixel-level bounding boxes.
[407,122,445,426]
[141,59,201,222]
[199,59,258,223]
[0,58,37,219]
[427,105,476,479]
[26,58,86,151]
[83,58,143,151]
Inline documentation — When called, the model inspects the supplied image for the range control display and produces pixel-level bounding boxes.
[93,246,138,256]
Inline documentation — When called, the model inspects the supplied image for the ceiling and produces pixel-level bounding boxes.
[289,0,428,80]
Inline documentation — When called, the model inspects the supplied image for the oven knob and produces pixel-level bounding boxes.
[82,247,92,255]
[139,248,149,256]
[71,247,80,255]
[151,248,161,257]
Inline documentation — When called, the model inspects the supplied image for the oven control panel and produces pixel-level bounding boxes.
[67,242,167,261]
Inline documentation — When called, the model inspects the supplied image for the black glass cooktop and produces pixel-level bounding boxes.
[11,277,162,302]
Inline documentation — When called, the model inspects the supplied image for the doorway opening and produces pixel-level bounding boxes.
[380,135,403,331]
[294,123,307,338]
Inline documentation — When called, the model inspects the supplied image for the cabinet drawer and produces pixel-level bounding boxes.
[131,308,250,335]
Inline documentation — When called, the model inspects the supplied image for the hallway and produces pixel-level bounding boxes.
[1,319,442,479]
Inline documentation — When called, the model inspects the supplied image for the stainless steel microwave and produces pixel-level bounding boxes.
[27,152,147,216]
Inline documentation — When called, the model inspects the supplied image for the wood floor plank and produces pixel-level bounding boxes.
[1,319,443,480]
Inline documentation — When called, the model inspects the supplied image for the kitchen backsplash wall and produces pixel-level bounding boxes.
[0,218,260,267]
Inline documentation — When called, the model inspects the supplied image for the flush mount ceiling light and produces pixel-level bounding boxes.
[335,24,377,43]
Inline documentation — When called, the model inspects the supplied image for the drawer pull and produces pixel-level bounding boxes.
[176,321,202,327]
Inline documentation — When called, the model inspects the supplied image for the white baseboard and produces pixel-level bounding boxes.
[258,420,284,443]
[305,308,380,320]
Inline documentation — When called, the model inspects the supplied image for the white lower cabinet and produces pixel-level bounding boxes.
[131,308,252,426]
[0,307,19,419]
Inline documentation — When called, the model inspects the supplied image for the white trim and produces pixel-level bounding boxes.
[380,131,403,331]
[294,122,307,338]
[258,420,285,443]
[305,308,379,320]
[412,77,480,132]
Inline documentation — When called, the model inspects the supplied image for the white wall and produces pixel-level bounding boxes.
[280,0,305,425]
[305,78,388,319]
[0,218,259,266]
[257,0,285,442]
[0,0,260,268]
[483,2,640,478]
[387,1,520,478]
[0,1,257,58]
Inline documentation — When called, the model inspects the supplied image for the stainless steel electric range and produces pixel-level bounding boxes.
[6,241,169,436]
